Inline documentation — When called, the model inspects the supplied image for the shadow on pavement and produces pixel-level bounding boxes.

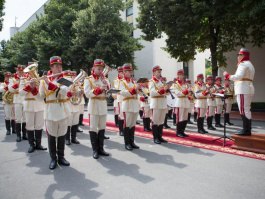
[44,167,101,199]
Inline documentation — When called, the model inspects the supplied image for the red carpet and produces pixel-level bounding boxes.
[83,119,265,161]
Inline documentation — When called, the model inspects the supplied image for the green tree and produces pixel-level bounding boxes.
[34,0,81,69]
[72,0,142,70]
[138,0,265,77]
[0,0,5,31]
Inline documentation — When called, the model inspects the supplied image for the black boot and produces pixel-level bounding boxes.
[164,114,171,129]
[11,120,16,134]
[118,119,124,136]
[198,117,208,134]
[158,124,168,143]
[124,127,133,150]
[146,118,152,131]
[114,115,119,127]
[22,123,27,140]
[35,130,47,150]
[176,122,185,138]
[48,134,57,170]
[225,113,234,125]
[79,114,84,126]
[98,130,109,156]
[130,127,140,149]
[187,113,193,124]
[152,125,161,144]
[168,109,173,119]
[65,126,71,145]
[16,123,22,142]
[139,110,144,119]
[5,120,11,135]
[194,112,198,122]
[207,116,216,130]
[57,135,70,166]
[71,125,80,144]
[236,115,251,136]
[182,121,189,137]
[215,114,224,127]
[173,113,176,126]
[143,118,152,132]
[89,131,99,159]
[27,130,35,153]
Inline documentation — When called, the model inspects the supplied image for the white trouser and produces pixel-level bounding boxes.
[197,108,207,118]
[114,104,120,115]
[215,105,223,114]
[142,107,152,118]
[237,94,253,119]
[4,104,15,120]
[68,112,80,126]
[25,111,44,131]
[206,106,215,117]
[89,114,107,132]
[225,103,232,113]
[118,102,124,120]
[79,105,85,114]
[152,108,167,126]
[14,104,25,123]
[189,103,194,113]
[123,112,138,128]
[45,118,68,137]
[174,107,189,123]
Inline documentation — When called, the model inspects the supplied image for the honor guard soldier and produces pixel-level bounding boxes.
[194,74,208,134]
[8,65,27,142]
[39,56,71,170]
[138,80,152,132]
[77,81,85,132]
[84,59,110,159]
[119,63,140,150]
[224,78,234,125]
[205,75,217,130]
[65,71,81,145]
[185,79,194,124]
[214,76,225,128]
[112,66,124,135]
[161,76,171,129]
[172,69,190,138]
[0,72,16,135]
[149,65,168,144]
[19,63,47,153]
[224,48,255,136]
[193,80,198,123]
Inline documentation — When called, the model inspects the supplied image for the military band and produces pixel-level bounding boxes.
[0,47,256,170]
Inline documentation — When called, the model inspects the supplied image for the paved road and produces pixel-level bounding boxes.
[0,104,265,199]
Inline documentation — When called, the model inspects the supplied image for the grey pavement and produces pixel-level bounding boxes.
[0,104,265,199]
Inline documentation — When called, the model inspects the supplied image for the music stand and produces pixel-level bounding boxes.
[212,93,234,147]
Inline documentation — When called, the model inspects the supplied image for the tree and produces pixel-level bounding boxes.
[72,0,142,70]
[34,0,81,69]
[138,0,265,77]
[0,0,5,31]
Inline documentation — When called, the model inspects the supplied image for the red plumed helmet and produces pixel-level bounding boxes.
[152,65,162,73]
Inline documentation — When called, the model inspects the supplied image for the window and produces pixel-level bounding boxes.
[183,62,189,79]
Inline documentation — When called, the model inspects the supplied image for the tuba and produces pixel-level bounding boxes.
[23,63,40,85]
[2,91,14,104]
[70,69,88,105]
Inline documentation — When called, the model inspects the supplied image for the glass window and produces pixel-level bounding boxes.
[126,6,133,16]
[183,62,189,78]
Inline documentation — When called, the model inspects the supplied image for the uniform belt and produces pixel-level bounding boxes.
[197,97,207,99]
[177,96,187,98]
[25,98,35,101]
[239,78,253,82]
[123,97,137,101]
[91,97,107,100]
[151,96,166,99]
[45,99,69,104]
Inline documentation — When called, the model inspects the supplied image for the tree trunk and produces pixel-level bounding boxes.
[209,18,219,78]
